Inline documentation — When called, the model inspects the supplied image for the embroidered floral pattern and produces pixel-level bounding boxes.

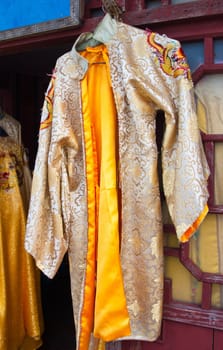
[151,301,161,323]
[0,143,24,191]
[0,171,10,189]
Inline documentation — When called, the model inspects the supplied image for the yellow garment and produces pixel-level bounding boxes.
[0,137,43,350]
[0,113,32,212]
[79,46,130,348]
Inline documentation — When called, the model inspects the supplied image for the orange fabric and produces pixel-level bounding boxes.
[79,45,130,349]
[180,204,209,242]
[78,73,97,350]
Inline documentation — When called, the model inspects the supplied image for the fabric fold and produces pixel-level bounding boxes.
[80,45,130,347]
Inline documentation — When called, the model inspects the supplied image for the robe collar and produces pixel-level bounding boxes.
[68,13,118,80]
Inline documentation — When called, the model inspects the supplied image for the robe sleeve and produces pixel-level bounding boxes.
[156,39,210,242]
[25,68,78,278]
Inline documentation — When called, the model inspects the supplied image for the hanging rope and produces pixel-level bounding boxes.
[101,0,124,20]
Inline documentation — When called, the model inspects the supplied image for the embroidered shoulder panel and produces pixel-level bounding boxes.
[147,31,192,80]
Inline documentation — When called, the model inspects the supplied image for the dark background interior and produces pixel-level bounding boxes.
[0,43,77,349]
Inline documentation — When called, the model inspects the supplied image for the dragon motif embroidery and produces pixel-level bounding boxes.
[147,31,191,80]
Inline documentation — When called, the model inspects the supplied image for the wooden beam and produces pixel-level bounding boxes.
[0,1,223,55]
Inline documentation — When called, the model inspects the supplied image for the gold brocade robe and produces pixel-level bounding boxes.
[25,14,209,350]
[0,137,43,350]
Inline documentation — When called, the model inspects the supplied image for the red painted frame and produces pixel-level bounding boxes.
[0,0,223,54]
[163,27,223,335]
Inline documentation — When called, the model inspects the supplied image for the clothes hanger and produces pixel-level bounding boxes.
[101,0,123,21]
[76,0,124,52]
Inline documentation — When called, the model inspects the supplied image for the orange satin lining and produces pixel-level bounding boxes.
[180,204,209,243]
[79,72,97,350]
[79,45,130,349]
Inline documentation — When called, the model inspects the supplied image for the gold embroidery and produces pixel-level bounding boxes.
[151,302,161,323]
[147,31,192,80]
[40,75,55,130]
[128,300,141,318]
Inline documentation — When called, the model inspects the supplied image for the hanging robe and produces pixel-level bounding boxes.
[0,112,32,212]
[0,137,43,350]
[25,13,210,350]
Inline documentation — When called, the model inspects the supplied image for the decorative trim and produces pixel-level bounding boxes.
[164,302,223,330]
